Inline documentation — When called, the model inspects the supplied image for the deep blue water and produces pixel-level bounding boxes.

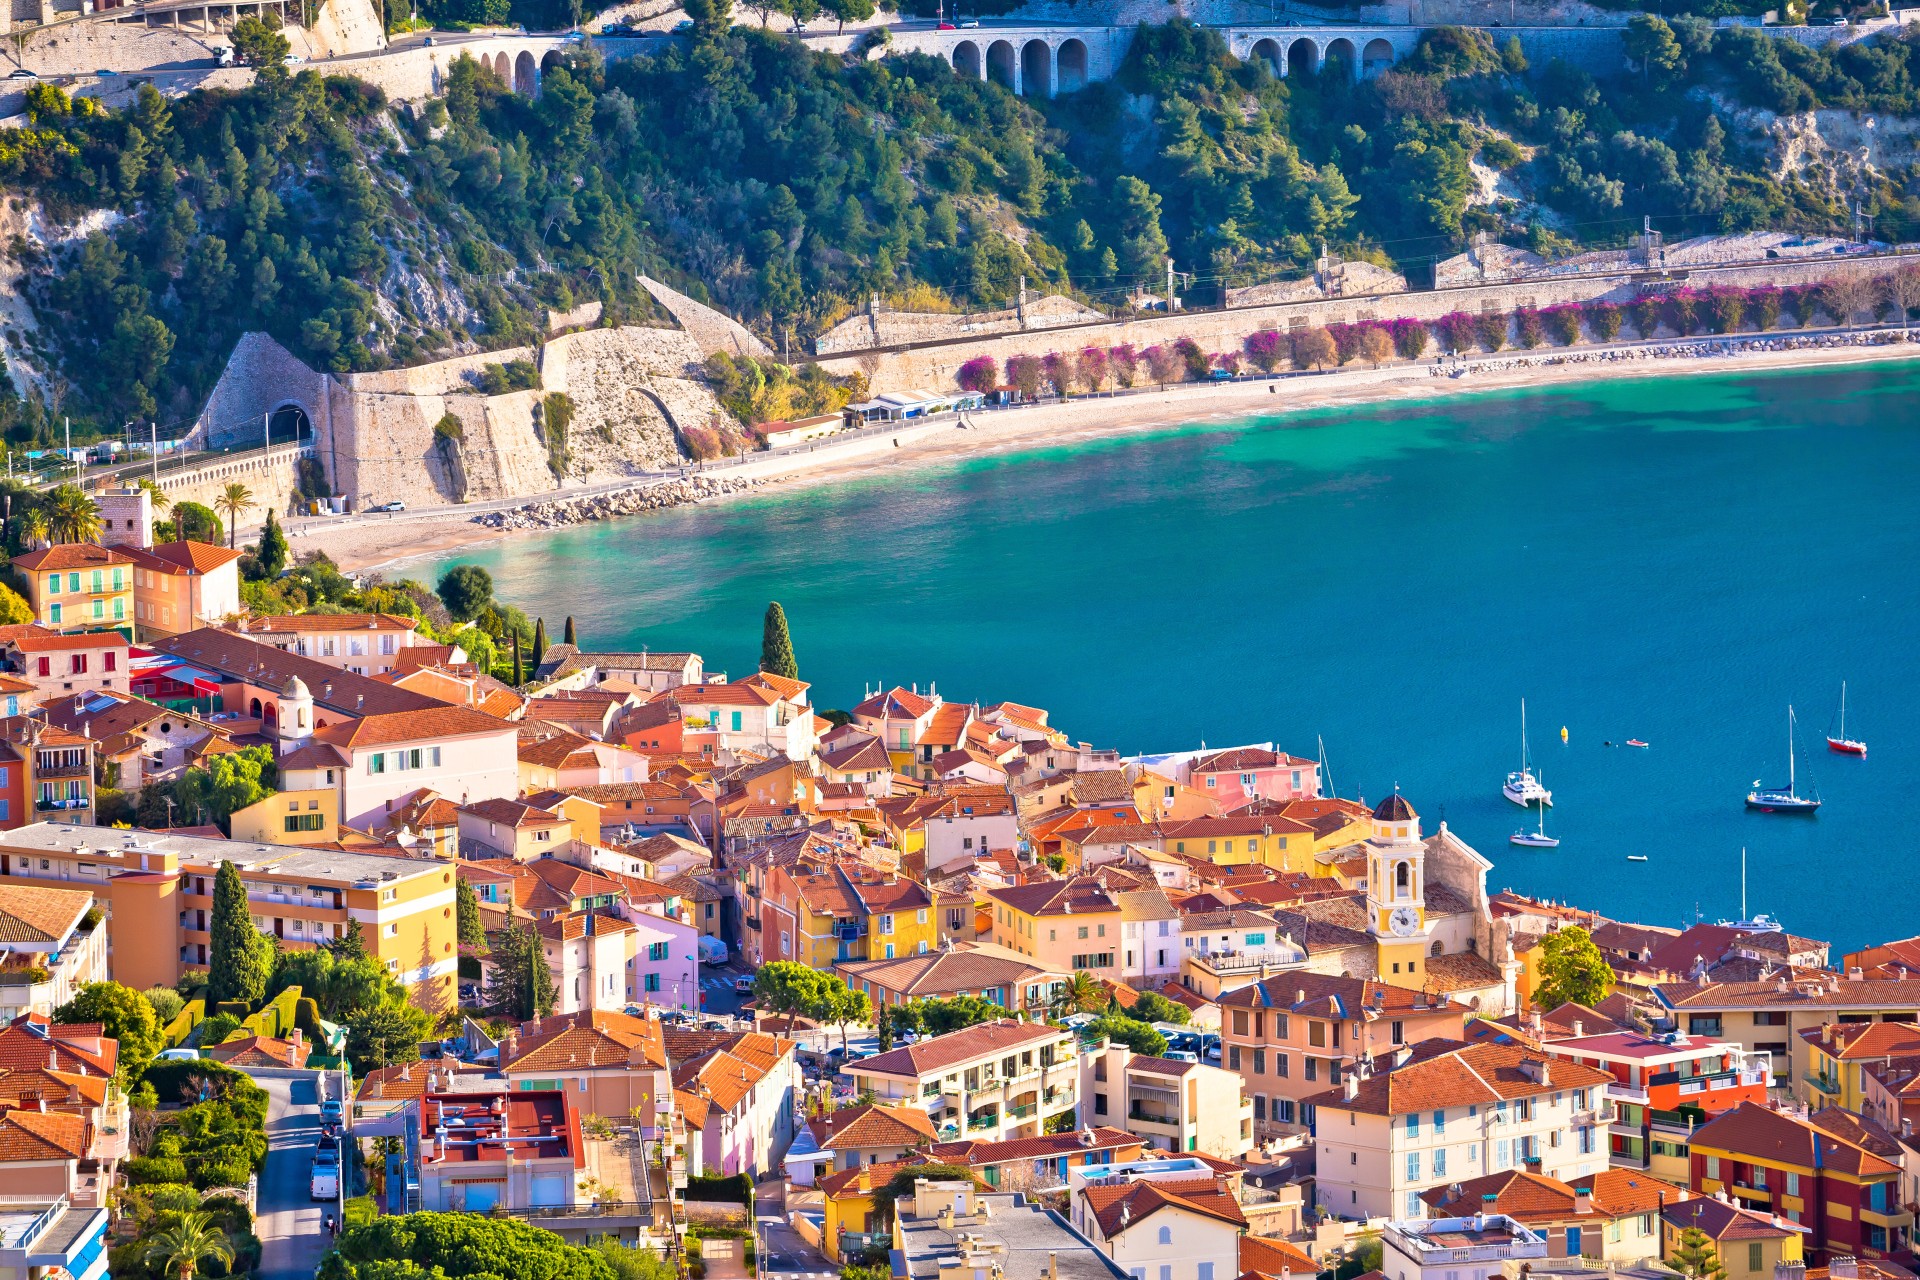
[423,362,1920,952]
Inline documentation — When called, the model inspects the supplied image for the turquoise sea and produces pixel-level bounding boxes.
[426,361,1920,952]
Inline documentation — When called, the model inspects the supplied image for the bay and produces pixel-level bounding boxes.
[424,361,1920,952]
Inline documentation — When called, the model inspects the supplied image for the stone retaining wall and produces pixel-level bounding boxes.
[816,256,1885,391]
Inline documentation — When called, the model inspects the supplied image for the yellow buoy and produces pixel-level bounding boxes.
[1560,726,1569,743]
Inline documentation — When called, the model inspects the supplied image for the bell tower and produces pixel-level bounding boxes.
[1365,791,1431,988]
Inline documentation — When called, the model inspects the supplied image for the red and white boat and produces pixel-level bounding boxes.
[1827,681,1867,756]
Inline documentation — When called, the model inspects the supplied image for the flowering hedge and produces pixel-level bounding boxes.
[956,355,997,393]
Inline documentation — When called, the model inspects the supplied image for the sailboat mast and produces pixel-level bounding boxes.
[1520,698,1528,773]
[1788,707,1796,794]
[1741,846,1748,922]
[1840,682,1848,740]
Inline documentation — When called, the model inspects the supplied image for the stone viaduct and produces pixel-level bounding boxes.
[852,21,1622,96]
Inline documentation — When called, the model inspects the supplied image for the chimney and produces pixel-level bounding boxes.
[1831,1260,1858,1280]
[1574,1188,1592,1215]
[1342,1073,1359,1101]
[1047,1254,1057,1280]
[1572,1019,1584,1037]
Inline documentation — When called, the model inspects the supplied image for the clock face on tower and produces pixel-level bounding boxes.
[1388,905,1420,937]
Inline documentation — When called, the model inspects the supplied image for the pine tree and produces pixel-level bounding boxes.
[532,617,548,664]
[563,616,577,646]
[760,601,797,679]
[482,906,527,1018]
[1670,1229,1727,1280]
[256,509,289,578]
[208,860,271,1005]
[333,918,370,963]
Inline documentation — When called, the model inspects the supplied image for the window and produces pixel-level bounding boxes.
[369,753,386,774]
[645,973,661,993]
[1786,1172,1800,1197]
[1229,1046,1242,1071]
[1392,1020,1405,1045]
[1310,1021,1326,1048]
[284,814,325,833]
[1753,1011,1788,1026]
[1078,926,1089,940]
[1705,1156,1720,1180]
[1157,1227,1172,1246]
[1495,1139,1509,1168]
[1433,1149,1446,1177]
[1275,1053,1288,1078]
[1748,1245,1763,1272]
[1407,1114,1420,1137]
[1433,1110,1445,1134]
[1304,1057,1316,1082]
[103,652,116,672]
[1406,1191,1422,1218]
[1252,1049,1265,1075]
[1197,1266,1213,1280]
[1689,1015,1724,1037]
[648,941,669,961]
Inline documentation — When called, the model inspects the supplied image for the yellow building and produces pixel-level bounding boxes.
[15,543,135,634]
[1161,815,1315,873]
[1802,1021,1920,1113]
[819,1160,898,1263]
[986,877,1127,977]
[1362,794,1434,989]
[0,822,461,1004]
[1661,1198,1805,1280]
[768,862,940,969]
[229,789,341,846]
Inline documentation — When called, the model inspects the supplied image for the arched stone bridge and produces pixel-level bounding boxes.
[883,23,1418,96]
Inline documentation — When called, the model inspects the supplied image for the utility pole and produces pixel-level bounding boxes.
[151,423,158,487]
[264,410,270,454]
[63,416,70,483]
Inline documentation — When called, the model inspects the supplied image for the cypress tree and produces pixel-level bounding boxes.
[527,929,558,1018]
[209,860,271,1005]
[257,509,289,578]
[760,601,797,680]
[532,617,548,664]
[563,615,577,646]
[455,876,487,954]
[511,631,523,686]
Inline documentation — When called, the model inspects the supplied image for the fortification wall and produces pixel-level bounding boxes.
[638,275,773,360]
[195,325,712,510]
[817,256,1879,391]
[143,446,310,520]
[815,294,1106,355]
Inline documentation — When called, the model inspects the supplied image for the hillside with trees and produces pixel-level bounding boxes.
[2,10,1919,444]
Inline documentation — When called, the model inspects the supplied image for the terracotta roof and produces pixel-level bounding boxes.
[460,797,567,828]
[125,540,245,574]
[1661,1196,1803,1241]
[0,1064,109,1109]
[1690,1101,1900,1178]
[1082,1175,1247,1237]
[850,1019,1064,1079]
[503,1009,670,1073]
[354,1062,434,1104]
[986,876,1120,918]
[153,629,449,717]
[208,1034,311,1068]
[1239,1236,1317,1276]
[805,1102,937,1150]
[243,612,420,633]
[837,943,1054,999]
[1219,972,1469,1017]
[854,687,935,719]
[0,1107,89,1160]
[0,1017,117,1076]
[920,1126,1139,1167]
[14,543,132,572]
[1305,1040,1612,1116]
[314,706,514,748]
[9,632,127,652]
[1656,978,1920,1010]
[0,884,91,946]
[1800,1021,1920,1060]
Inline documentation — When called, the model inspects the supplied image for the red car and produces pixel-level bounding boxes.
[937,20,956,27]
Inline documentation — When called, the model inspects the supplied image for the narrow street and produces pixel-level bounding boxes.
[758,1183,836,1280]
[256,1074,336,1280]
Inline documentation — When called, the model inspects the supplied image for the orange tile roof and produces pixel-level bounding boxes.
[10,632,127,652]
[243,613,421,634]
[1305,1040,1612,1116]
[851,1019,1062,1079]
[14,543,132,572]
[1082,1175,1247,1236]
[0,884,92,945]
[126,540,244,575]
[0,1108,89,1160]
[503,1009,670,1073]
[0,1065,109,1109]
[805,1102,937,1151]
[313,706,514,748]
[1691,1101,1900,1178]
[921,1126,1140,1167]
[1239,1236,1317,1276]
[0,1018,117,1076]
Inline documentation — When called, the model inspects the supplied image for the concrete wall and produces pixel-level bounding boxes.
[816,255,1886,392]
[145,445,311,519]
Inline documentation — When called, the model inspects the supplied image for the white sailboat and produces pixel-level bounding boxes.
[1510,786,1560,847]
[1746,706,1821,814]
[1503,698,1553,807]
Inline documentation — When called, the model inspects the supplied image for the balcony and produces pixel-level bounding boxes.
[1610,1082,1652,1105]
[1730,1182,1773,1204]
[1804,1073,1842,1097]
[36,796,91,812]
[1128,1105,1181,1130]
[966,1112,999,1131]
[1006,1103,1037,1120]
[1574,1105,1619,1127]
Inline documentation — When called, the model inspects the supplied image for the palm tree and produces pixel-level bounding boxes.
[138,476,173,515]
[18,508,49,551]
[214,483,255,549]
[1049,971,1105,1020]
[45,484,100,545]
[142,1210,232,1280]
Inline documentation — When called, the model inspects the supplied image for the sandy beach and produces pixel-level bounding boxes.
[309,334,1920,576]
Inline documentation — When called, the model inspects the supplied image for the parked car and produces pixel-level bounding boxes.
[369,500,406,512]
[936,20,956,28]
[95,69,118,76]
[319,1098,343,1126]
[8,68,37,79]
[156,1047,200,1062]
[959,18,979,26]
[1163,1050,1199,1063]
[422,34,436,44]
[310,1144,339,1200]
[673,18,694,30]
[734,975,755,994]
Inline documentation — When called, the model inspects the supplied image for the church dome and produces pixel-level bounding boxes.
[280,675,311,699]
[1372,793,1416,822]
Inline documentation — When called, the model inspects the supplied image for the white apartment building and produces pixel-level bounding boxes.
[1068,1158,1249,1280]
[1307,1040,1616,1221]
[842,1019,1080,1145]
[1081,1043,1253,1159]
[1383,1214,1548,1280]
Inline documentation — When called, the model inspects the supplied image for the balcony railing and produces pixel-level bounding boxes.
[1610,1082,1652,1105]
[1128,1107,1179,1126]
[495,1201,658,1222]
[967,1113,999,1131]
[36,796,90,811]
[1006,1103,1036,1119]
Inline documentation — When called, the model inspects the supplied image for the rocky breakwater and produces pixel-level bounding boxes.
[470,474,762,530]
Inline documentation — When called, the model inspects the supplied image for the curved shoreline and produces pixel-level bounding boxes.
[327,329,1920,576]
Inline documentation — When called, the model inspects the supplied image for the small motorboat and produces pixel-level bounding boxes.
[1827,681,1866,756]
[1625,739,1649,749]
[1626,854,1648,862]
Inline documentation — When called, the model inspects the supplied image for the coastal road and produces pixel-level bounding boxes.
[256,1074,336,1280]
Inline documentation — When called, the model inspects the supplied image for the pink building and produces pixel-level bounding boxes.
[4,633,131,703]
[1185,747,1320,808]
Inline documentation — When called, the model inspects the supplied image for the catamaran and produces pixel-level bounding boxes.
[1503,698,1553,806]
[1747,706,1821,814]
[1826,682,1867,756]
[1510,790,1560,847]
